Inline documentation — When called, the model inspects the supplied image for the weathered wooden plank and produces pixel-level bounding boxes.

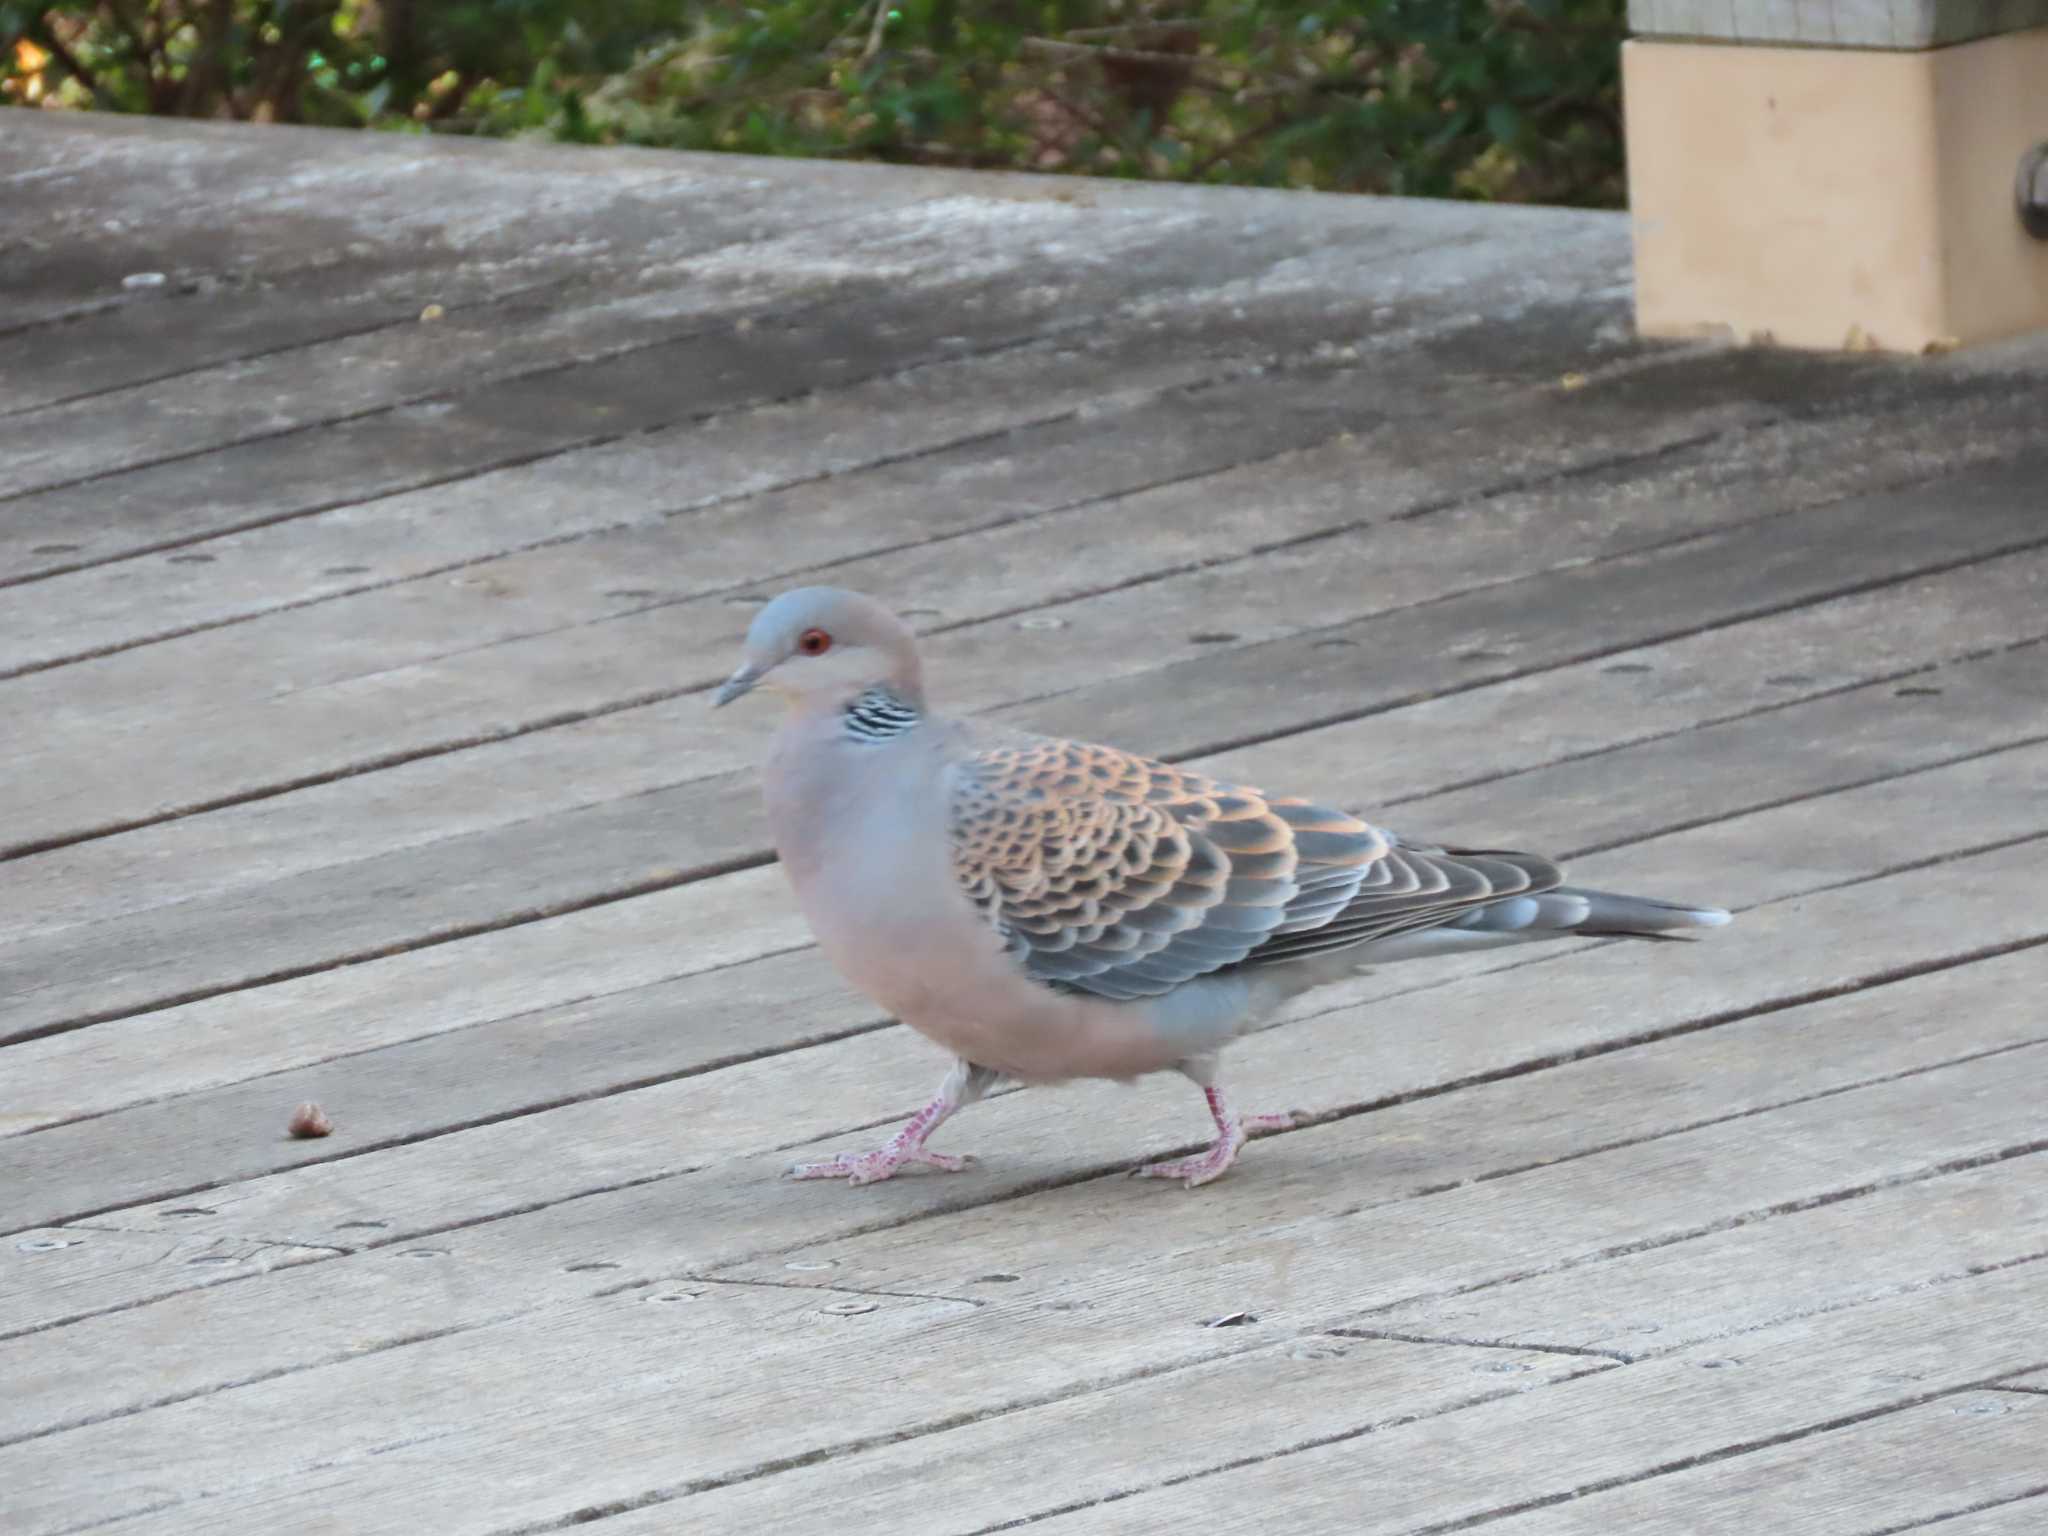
[1366,1157,2048,1360]
[0,282,1584,676]
[0,118,983,416]
[0,177,1540,587]
[588,1163,2048,1535]
[0,1310,1596,1530]
[0,160,1581,506]
[1383,641,2048,858]
[996,1286,2048,1536]
[0,866,804,1138]
[1056,1368,2048,1536]
[1009,448,2048,756]
[0,1229,335,1342]
[0,123,1040,421]
[0,114,532,328]
[10,1041,2040,1533]
[0,219,1665,680]
[10,541,2042,1141]
[1457,1393,2045,1535]
[0,195,1182,497]
[1894,1496,2048,1536]
[8,441,2042,1043]
[1196,549,2048,815]
[0,185,897,421]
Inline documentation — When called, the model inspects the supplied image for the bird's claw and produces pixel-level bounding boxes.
[788,1145,976,1185]
[1132,1109,1302,1188]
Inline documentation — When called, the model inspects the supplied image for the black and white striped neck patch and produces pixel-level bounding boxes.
[843,687,923,744]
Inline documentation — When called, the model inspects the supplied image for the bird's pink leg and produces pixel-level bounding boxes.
[1134,1084,1300,1188]
[790,1061,993,1186]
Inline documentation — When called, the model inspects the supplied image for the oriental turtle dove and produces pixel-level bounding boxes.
[715,587,1728,1187]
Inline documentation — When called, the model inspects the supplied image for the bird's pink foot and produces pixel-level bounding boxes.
[1132,1141,1243,1187]
[789,1144,975,1185]
[787,1090,978,1186]
[1133,1102,1302,1188]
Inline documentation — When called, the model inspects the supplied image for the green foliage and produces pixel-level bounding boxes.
[3,1,1627,207]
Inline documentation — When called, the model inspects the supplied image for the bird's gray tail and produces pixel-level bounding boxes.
[1557,886,1732,936]
[1329,883,1729,968]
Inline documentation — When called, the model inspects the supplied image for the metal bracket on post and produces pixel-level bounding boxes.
[2020,143,2048,240]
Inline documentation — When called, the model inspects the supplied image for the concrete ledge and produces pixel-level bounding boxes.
[1630,0,2048,49]
[1625,28,2048,352]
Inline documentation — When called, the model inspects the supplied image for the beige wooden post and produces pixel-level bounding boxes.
[1624,2,2048,352]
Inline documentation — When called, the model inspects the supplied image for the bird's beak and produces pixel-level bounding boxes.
[711,664,764,708]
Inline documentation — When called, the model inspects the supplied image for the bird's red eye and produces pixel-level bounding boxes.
[797,628,832,657]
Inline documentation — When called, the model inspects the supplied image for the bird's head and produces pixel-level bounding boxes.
[712,586,924,711]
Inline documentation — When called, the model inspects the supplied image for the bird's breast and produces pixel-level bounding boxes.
[764,731,983,1007]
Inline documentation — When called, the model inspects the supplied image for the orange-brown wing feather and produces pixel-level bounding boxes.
[947,736,1387,999]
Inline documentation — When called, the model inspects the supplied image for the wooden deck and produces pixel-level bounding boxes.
[4,112,2046,1535]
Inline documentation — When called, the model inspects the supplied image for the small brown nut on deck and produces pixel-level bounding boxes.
[288,1102,334,1139]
